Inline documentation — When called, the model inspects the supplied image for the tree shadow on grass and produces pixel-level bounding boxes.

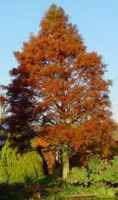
[0,177,63,200]
[0,178,55,200]
[0,183,29,200]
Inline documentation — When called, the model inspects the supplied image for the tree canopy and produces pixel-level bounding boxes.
[8,4,114,152]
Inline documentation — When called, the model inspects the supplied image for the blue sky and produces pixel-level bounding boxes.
[0,0,118,120]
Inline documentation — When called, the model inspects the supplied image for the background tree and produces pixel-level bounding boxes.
[0,85,8,126]
[8,5,115,177]
[0,85,9,148]
[8,68,36,150]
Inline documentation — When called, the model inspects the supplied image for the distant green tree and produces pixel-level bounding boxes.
[0,140,45,184]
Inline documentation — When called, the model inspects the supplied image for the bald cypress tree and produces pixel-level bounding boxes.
[8,5,114,175]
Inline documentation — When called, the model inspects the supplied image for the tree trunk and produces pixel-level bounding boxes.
[62,144,69,180]
[42,150,55,175]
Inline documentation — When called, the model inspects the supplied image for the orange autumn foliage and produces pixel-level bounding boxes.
[8,5,115,154]
[32,137,50,148]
